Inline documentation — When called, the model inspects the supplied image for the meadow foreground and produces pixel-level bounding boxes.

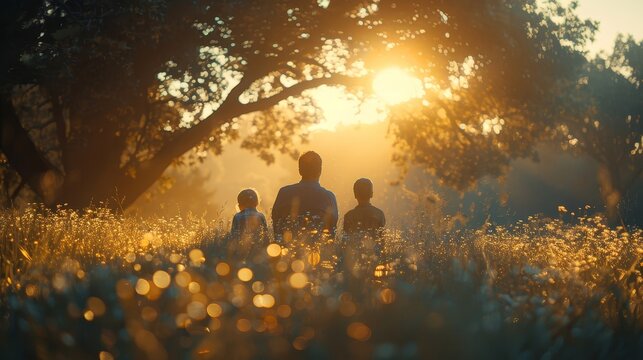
[0,207,641,359]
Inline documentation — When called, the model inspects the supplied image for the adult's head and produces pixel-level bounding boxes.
[237,188,259,210]
[353,178,373,202]
[299,151,322,181]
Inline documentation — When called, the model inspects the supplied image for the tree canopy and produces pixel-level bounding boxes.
[388,1,595,189]
[1,0,597,209]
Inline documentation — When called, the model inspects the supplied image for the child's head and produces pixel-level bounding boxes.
[353,178,373,203]
[237,188,259,210]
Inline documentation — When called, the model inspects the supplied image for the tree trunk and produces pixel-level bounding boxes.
[0,94,63,206]
[597,164,623,227]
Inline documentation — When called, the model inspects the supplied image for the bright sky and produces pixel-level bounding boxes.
[576,0,643,54]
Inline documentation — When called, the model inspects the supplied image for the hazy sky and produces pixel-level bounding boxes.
[577,0,643,54]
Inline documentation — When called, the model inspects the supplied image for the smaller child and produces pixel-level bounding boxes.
[343,178,386,239]
[230,189,269,248]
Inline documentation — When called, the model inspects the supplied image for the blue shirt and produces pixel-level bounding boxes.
[230,208,268,242]
[271,180,338,238]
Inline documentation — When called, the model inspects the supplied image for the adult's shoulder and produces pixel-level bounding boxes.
[279,183,296,191]
[276,183,299,196]
[320,185,337,198]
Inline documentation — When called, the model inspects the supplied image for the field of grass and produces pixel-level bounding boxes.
[0,206,641,359]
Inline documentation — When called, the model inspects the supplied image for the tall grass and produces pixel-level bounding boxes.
[0,206,641,359]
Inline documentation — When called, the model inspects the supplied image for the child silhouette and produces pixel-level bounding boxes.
[343,178,386,239]
[230,189,269,257]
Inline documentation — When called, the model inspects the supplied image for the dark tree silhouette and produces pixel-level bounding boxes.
[1,0,594,209]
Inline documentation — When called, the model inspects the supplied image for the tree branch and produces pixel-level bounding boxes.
[10,179,25,201]
[116,72,366,207]
[238,74,366,115]
[216,63,280,114]
[434,97,476,145]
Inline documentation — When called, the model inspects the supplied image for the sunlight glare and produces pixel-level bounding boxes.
[310,68,423,132]
[309,86,387,132]
[372,67,424,105]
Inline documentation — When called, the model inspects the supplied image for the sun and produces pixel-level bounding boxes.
[372,67,424,105]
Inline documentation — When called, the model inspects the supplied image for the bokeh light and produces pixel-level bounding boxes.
[289,273,308,289]
[347,322,371,341]
[206,303,223,318]
[135,279,150,295]
[152,270,171,289]
[216,262,230,276]
[266,243,281,257]
[237,268,253,282]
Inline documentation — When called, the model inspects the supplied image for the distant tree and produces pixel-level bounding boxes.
[1,0,593,209]
[556,36,642,224]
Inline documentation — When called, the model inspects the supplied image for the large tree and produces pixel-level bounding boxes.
[1,0,592,209]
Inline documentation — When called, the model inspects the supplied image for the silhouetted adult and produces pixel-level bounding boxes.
[272,151,338,240]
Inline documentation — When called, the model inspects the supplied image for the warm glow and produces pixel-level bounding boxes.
[372,67,424,105]
[309,86,387,132]
[309,67,423,132]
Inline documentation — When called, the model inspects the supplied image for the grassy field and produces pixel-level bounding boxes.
[0,206,641,359]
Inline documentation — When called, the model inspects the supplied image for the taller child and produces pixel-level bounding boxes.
[343,178,386,238]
